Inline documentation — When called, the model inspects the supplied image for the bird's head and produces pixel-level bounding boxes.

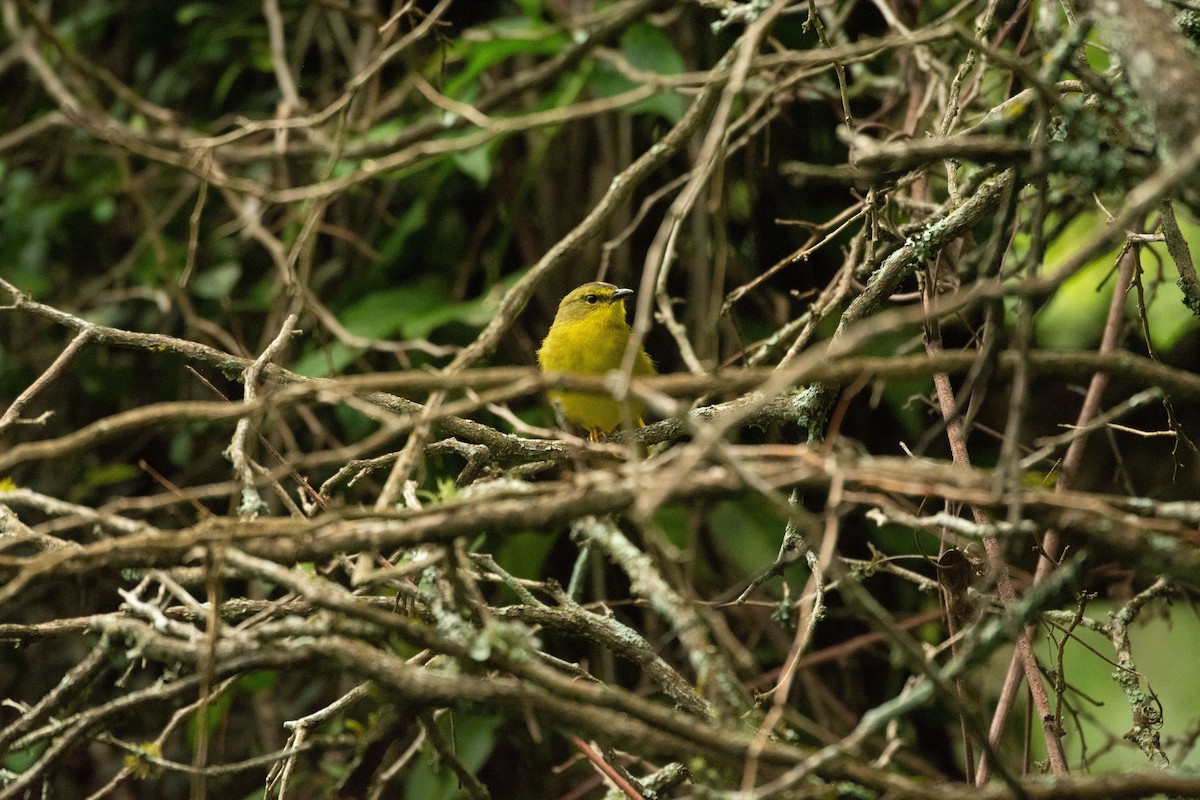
[551,281,634,325]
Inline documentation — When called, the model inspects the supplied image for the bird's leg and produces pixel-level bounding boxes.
[589,429,601,443]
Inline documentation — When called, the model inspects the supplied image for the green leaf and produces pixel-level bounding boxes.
[175,3,217,25]
[710,496,788,578]
[91,196,115,223]
[2,741,48,774]
[342,286,440,340]
[494,531,556,587]
[82,463,140,489]
[1031,213,1120,350]
[452,143,495,185]
[168,429,193,467]
[444,19,568,99]
[290,275,520,377]
[191,262,242,299]
[248,39,274,73]
[376,196,431,266]
[403,713,503,800]
[587,22,686,123]
[213,62,244,108]
[515,0,543,18]
[621,21,684,76]
[237,670,278,693]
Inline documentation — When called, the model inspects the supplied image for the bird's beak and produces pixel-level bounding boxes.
[611,288,634,302]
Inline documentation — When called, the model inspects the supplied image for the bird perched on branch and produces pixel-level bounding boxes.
[537,281,656,441]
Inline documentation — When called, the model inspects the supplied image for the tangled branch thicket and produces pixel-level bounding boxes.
[3,0,1200,798]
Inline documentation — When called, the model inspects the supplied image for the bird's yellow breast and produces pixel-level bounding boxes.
[537,284,655,436]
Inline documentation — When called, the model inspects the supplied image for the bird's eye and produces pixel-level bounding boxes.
[584,294,598,304]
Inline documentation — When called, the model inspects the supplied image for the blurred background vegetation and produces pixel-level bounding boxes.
[2,0,1200,798]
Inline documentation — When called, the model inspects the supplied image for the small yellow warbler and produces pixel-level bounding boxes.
[537,281,656,440]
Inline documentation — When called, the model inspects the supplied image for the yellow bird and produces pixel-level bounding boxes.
[537,282,656,441]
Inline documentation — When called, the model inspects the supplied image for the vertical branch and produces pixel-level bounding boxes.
[263,0,302,109]
[225,314,300,518]
[1159,200,1200,315]
[635,0,793,379]
[741,548,826,791]
[923,267,1070,775]
[976,240,1141,782]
